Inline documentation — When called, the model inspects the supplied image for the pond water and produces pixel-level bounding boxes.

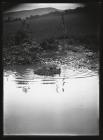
[3,64,99,135]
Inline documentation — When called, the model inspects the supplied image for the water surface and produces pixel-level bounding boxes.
[3,64,99,135]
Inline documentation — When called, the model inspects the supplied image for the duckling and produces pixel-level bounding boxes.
[49,67,61,75]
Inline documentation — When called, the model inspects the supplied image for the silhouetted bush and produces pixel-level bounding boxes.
[15,30,29,45]
[40,38,58,51]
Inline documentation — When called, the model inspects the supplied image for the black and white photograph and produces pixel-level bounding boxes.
[3,2,100,135]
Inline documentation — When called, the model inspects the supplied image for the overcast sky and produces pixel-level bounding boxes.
[5,3,85,13]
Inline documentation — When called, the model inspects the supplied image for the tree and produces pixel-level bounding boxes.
[61,12,67,40]
[60,12,67,50]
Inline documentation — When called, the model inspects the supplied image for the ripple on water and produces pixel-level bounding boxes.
[4,64,98,81]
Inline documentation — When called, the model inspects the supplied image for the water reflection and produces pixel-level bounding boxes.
[7,64,98,95]
[56,78,65,93]
[4,65,99,135]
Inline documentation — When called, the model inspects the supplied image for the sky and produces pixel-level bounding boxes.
[5,3,85,13]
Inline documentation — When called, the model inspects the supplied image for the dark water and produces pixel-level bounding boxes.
[3,63,99,135]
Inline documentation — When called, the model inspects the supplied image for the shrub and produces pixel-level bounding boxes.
[15,30,29,45]
[40,38,58,51]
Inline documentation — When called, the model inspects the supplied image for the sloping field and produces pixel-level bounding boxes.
[3,11,98,44]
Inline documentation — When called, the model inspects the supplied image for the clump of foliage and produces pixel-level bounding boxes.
[3,33,43,65]
[40,38,59,51]
[3,20,43,65]
[15,30,29,45]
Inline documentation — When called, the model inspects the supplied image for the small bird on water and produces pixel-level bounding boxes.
[34,65,61,76]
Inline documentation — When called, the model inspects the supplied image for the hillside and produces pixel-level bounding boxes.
[3,6,99,66]
[3,7,98,43]
[3,7,59,20]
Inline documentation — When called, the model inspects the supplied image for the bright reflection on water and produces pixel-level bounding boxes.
[3,65,99,135]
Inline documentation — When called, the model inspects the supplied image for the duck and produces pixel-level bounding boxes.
[34,65,61,76]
